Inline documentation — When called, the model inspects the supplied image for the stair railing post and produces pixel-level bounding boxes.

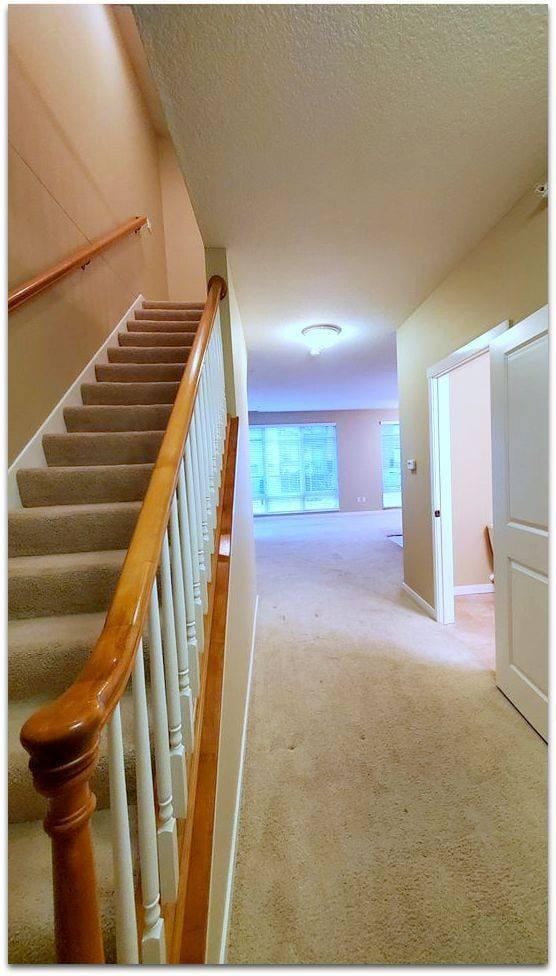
[28,740,105,963]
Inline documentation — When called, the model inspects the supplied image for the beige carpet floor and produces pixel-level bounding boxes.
[227,511,547,965]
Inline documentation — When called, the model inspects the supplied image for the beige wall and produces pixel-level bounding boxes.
[158,137,207,302]
[205,250,257,963]
[8,5,206,463]
[249,409,399,512]
[449,354,493,587]
[397,187,547,607]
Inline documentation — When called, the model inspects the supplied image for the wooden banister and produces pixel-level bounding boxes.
[8,215,148,313]
[20,273,227,962]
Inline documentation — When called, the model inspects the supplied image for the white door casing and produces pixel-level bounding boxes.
[490,306,548,740]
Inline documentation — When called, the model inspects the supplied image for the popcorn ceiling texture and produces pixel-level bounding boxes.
[134,5,547,411]
[227,512,546,964]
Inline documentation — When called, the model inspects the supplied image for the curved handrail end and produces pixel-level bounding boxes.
[207,274,227,301]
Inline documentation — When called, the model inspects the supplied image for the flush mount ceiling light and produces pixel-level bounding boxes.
[301,324,342,356]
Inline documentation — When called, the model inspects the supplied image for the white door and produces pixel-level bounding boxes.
[491,306,548,740]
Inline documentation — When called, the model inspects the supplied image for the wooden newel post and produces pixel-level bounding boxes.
[25,736,105,963]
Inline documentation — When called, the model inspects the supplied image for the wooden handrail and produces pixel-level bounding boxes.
[21,273,226,763]
[8,216,147,313]
[20,273,227,963]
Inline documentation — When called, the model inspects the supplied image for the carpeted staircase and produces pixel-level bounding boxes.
[8,299,204,964]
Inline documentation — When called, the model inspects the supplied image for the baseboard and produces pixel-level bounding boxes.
[401,582,437,620]
[218,593,259,965]
[7,294,144,508]
[454,583,495,595]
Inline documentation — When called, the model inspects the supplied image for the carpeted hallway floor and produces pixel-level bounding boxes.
[227,511,547,965]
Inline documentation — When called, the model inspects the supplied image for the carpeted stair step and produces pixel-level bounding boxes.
[8,548,126,619]
[119,330,194,347]
[95,362,185,383]
[8,613,151,702]
[64,403,172,432]
[7,292,205,967]
[127,319,198,334]
[42,431,163,467]
[17,464,153,507]
[8,501,141,557]
[9,694,138,823]
[142,300,204,310]
[134,308,201,322]
[81,380,180,405]
[8,806,137,963]
[8,612,105,700]
[107,345,190,364]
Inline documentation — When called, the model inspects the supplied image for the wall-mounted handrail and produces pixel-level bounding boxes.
[8,215,148,313]
[20,273,227,963]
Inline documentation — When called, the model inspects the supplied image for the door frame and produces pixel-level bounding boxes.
[427,320,509,624]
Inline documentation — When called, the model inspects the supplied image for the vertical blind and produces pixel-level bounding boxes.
[249,423,340,514]
[380,421,402,508]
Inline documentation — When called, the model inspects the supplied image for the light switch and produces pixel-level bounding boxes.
[406,459,417,472]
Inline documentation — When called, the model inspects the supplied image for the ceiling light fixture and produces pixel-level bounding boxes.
[301,324,342,356]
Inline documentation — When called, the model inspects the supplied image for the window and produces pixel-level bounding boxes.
[380,421,402,508]
[249,423,339,515]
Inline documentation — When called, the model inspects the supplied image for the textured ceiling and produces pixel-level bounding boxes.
[134,4,547,410]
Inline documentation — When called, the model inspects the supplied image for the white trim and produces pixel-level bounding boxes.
[429,373,455,624]
[427,319,509,625]
[426,320,510,379]
[454,583,495,595]
[8,294,144,508]
[218,594,259,965]
[401,582,436,620]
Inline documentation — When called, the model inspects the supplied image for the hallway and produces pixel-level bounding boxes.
[228,511,547,964]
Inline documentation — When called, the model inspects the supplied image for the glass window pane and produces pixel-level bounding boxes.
[380,423,402,509]
[383,490,402,509]
[249,427,265,504]
[304,494,339,511]
[249,423,339,515]
[267,495,304,514]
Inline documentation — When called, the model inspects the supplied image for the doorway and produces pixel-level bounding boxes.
[428,309,549,739]
[427,321,509,626]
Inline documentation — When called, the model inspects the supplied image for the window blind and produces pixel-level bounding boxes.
[380,421,402,508]
[249,423,340,515]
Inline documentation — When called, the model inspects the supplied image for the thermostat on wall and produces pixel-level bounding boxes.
[406,459,417,472]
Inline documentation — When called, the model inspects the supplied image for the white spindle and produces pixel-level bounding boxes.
[219,329,227,430]
[200,368,217,539]
[160,532,188,819]
[192,406,211,587]
[205,346,216,457]
[177,460,201,695]
[107,703,139,964]
[183,438,205,649]
[193,405,210,591]
[147,583,179,904]
[203,367,217,543]
[132,639,166,964]
[207,345,220,501]
[212,332,225,488]
[195,390,211,550]
[217,323,227,455]
[168,493,195,751]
